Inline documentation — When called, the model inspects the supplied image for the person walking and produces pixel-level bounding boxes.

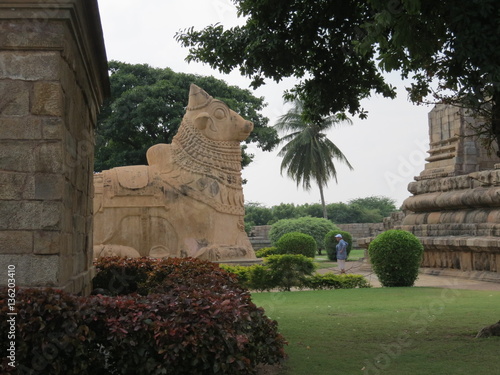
[335,234,348,274]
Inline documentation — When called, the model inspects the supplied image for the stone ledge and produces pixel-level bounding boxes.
[418,236,500,253]
[358,235,500,251]
[419,267,500,284]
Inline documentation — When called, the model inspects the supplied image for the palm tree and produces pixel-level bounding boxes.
[274,100,353,219]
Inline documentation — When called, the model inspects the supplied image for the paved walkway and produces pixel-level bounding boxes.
[323,260,500,291]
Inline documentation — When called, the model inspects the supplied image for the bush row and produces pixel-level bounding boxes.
[92,256,241,296]
[305,273,371,289]
[1,258,287,375]
[245,197,397,226]
[221,255,371,292]
[265,223,354,260]
[268,217,340,254]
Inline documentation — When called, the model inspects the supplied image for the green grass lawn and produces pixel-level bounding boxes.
[252,287,500,375]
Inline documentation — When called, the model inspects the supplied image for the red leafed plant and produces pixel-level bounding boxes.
[0,257,287,375]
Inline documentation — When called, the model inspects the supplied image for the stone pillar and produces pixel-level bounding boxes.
[0,0,109,294]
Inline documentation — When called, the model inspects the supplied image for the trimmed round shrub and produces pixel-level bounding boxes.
[220,264,273,292]
[264,254,317,291]
[269,217,339,252]
[368,230,424,287]
[255,246,280,258]
[325,230,353,261]
[275,232,317,258]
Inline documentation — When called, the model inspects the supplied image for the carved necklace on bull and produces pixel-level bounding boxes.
[169,88,245,215]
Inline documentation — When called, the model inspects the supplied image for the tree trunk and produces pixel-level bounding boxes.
[492,91,500,158]
[319,184,327,219]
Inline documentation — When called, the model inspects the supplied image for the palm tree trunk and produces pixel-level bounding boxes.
[319,183,327,219]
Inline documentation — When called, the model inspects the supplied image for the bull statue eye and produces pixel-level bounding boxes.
[214,107,226,120]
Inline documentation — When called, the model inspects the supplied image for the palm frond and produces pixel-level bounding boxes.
[274,99,353,193]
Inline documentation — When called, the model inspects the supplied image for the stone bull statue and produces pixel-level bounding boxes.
[93,84,256,262]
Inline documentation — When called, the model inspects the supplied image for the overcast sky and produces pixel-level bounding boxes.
[96,0,432,208]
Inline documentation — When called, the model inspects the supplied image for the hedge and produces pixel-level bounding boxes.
[268,217,340,252]
[305,273,371,289]
[222,256,371,292]
[275,232,317,258]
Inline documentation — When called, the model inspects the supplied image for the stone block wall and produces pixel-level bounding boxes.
[248,225,272,250]
[0,0,109,294]
[337,223,384,247]
[337,213,404,247]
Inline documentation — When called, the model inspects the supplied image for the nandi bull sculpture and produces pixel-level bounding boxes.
[93,84,256,262]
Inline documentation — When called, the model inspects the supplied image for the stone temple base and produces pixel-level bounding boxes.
[416,236,500,272]
[419,267,500,284]
[358,105,500,282]
[398,168,500,276]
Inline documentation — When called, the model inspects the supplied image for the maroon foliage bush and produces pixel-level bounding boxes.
[0,258,287,375]
[92,256,158,295]
[138,257,243,295]
[89,257,286,374]
[83,286,286,374]
[92,257,243,296]
[0,288,100,375]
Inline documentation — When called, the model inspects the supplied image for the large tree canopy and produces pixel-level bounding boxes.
[95,61,279,171]
[176,0,396,123]
[176,0,500,154]
[360,0,500,154]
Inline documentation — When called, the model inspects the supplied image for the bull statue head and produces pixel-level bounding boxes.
[186,84,254,142]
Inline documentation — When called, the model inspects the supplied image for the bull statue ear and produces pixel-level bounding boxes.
[194,112,215,131]
[187,84,213,111]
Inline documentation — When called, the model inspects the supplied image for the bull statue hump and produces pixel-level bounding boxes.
[93,84,256,262]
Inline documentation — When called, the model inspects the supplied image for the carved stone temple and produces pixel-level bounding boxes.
[93,84,257,263]
[399,104,500,280]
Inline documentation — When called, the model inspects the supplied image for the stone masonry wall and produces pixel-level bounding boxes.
[337,223,383,248]
[0,1,109,294]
